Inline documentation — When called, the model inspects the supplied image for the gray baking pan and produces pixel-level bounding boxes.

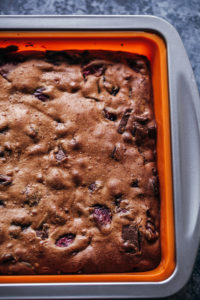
[0,15,200,299]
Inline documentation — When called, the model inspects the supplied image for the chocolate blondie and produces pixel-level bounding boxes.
[0,47,160,274]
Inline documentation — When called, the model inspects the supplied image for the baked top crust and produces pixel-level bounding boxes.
[0,48,160,275]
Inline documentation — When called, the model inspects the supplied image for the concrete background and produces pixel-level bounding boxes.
[0,0,200,299]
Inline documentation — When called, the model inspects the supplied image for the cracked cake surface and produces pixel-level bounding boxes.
[0,47,160,274]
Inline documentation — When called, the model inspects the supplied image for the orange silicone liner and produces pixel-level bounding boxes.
[0,31,175,283]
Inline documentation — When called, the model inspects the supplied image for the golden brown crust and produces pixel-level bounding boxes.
[0,48,160,275]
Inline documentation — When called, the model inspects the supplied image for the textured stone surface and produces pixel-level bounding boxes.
[0,0,200,298]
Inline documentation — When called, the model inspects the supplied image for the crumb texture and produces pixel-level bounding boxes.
[0,48,160,274]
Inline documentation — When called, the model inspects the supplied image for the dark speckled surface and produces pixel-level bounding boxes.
[0,0,200,299]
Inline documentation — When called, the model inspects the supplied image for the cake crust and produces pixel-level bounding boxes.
[0,47,160,275]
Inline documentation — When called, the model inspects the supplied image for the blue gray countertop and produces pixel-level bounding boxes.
[0,0,200,299]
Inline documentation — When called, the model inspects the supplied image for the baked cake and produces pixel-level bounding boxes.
[0,46,160,275]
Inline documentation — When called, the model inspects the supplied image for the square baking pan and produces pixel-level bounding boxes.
[0,15,199,299]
